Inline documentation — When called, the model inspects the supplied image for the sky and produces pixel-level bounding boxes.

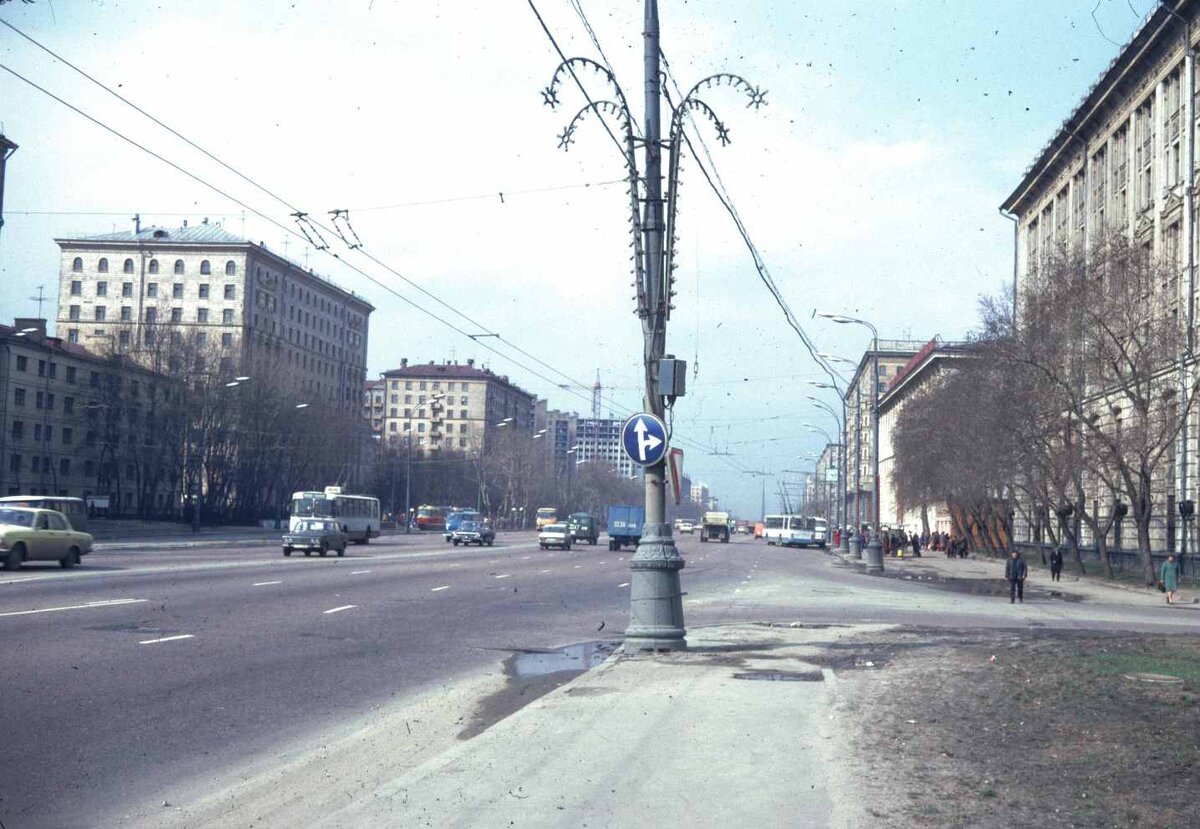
[0,0,1161,517]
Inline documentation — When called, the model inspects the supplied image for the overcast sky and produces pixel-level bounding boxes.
[0,0,1158,517]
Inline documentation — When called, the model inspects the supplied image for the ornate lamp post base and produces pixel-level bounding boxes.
[849,532,863,559]
[625,522,687,652]
[864,536,884,573]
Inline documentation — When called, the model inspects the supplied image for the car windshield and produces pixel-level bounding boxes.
[0,508,35,527]
[295,520,335,533]
[459,521,481,531]
[542,523,567,532]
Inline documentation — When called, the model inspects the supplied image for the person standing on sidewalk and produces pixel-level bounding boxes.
[1005,550,1028,603]
[1160,554,1181,605]
[911,532,921,558]
[1049,547,1064,582]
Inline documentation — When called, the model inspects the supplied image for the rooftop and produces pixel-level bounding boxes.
[382,360,534,397]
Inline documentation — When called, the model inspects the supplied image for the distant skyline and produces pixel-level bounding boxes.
[0,0,1158,516]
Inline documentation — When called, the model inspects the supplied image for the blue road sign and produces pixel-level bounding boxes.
[621,412,669,467]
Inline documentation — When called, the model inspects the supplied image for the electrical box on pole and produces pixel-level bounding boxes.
[657,355,687,401]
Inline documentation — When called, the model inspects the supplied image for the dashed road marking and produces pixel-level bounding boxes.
[539,569,551,574]
[431,585,450,592]
[618,582,630,588]
[494,574,510,580]
[573,565,582,569]
[350,570,372,575]
[324,605,357,615]
[253,581,282,587]
[140,634,194,645]
[0,598,146,618]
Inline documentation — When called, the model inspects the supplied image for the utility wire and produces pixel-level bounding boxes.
[566,0,642,140]
[0,33,744,469]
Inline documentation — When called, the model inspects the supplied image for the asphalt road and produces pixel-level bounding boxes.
[0,531,1193,828]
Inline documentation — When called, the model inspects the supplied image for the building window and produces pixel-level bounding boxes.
[60,458,71,475]
[94,306,107,322]
[197,332,207,347]
[222,308,234,324]
[68,305,81,321]
[120,306,132,322]
[119,330,132,347]
[65,366,76,383]
[71,257,83,272]
[122,282,133,298]
[84,460,94,476]
[171,308,183,323]
[1135,101,1154,210]
[9,454,19,474]
[149,259,159,274]
[96,281,108,297]
[174,259,185,275]
[197,308,209,324]
[173,283,183,299]
[225,260,236,276]
[98,257,109,273]
[147,283,158,298]
[199,283,210,299]
[200,260,211,275]
[224,284,236,300]
[67,329,79,343]
[11,421,22,440]
[221,332,233,347]
[70,280,82,296]
[145,308,157,323]
[123,258,135,274]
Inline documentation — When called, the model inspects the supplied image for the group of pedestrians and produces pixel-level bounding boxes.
[879,527,967,559]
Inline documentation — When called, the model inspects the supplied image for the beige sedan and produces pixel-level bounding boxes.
[0,507,94,570]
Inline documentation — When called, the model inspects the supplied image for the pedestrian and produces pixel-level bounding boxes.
[1049,547,1064,582]
[1005,550,1028,603]
[911,532,920,558]
[1160,554,1182,605]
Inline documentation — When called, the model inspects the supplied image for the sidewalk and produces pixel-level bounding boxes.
[841,548,1194,607]
[312,623,869,829]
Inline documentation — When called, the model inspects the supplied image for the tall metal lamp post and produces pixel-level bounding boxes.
[817,314,883,574]
[539,0,765,651]
[808,387,852,555]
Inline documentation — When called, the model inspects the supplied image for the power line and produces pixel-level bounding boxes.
[0,35,744,473]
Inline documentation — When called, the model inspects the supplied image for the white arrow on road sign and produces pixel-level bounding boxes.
[634,417,663,462]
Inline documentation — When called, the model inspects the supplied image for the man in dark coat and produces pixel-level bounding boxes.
[1005,550,1028,603]
[1049,547,1064,582]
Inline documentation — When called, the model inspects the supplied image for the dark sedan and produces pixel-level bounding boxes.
[451,520,495,547]
[282,519,348,557]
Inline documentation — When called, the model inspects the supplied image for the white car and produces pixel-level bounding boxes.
[678,521,695,534]
[538,523,573,550]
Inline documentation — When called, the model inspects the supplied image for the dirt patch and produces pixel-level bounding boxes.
[835,628,1200,828]
[878,564,1085,602]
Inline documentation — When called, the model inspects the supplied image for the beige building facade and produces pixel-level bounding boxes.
[55,222,373,409]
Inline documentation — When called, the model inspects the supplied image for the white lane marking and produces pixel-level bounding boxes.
[574,565,582,569]
[618,582,630,588]
[324,605,357,615]
[599,561,606,564]
[252,580,282,587]
[494,574,511,580]
[539,569,551,574]
[0,598,146,618]
[140,634,194,645]
[449,563,462,568]
[431,585,450,592]
[350,570,372,575]
[522,556,531,560]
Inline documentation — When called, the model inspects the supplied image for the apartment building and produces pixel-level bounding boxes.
[55,221,373,408]
[813,442,842,525]
[841,339,928,529]
[0,318,178,514]
[364,379,386,435]
[576,416,636,479]
[377,359,536,454]
[534,402,579,475]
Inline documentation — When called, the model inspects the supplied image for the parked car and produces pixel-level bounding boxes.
[0,507,93,570]
[678,521,695,534]
[451,520,495,547]
[538,523,573,550]
[566,512,599,545]
[282,519,348,557]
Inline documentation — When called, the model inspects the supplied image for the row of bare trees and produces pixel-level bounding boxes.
[893,233,1198,584]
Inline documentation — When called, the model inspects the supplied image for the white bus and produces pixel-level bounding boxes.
[762,514,826,548]
[290,487,381,544]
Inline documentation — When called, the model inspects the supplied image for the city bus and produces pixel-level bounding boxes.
[289,487,381,543]
[762,514,825,548]
[535,507,558,529]
[413,504,449,532]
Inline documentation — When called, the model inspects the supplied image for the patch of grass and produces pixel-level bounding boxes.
[1083,651,1200,685]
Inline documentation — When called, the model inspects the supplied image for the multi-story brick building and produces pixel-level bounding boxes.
[0,318,179,514]
[55,221,373,408]
[376,359,536,453]
[841,339,927,530]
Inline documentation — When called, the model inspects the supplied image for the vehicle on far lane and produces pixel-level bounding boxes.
[567,512,599,545]
[535,507,559,529]
[282,519,348,557]
[538,523,573,550]
[444,509,482,542]
[0,506,93,570]
[678,520,695,534]
[451,520,495,547]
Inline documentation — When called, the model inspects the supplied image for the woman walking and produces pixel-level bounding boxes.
[1160,554,1182,605]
